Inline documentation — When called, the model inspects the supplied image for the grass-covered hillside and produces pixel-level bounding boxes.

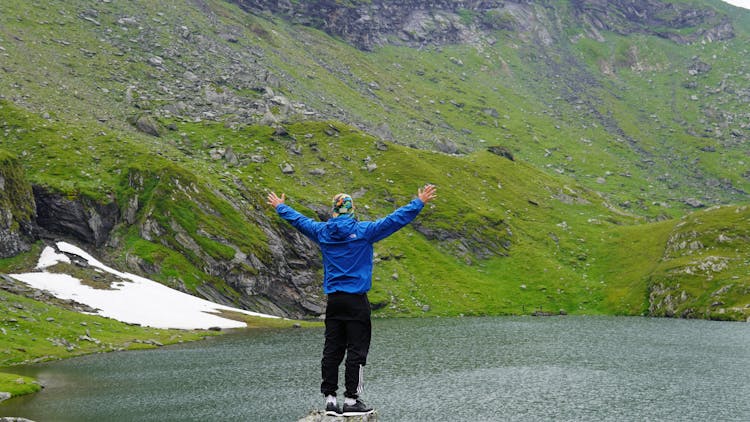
[0,0,748,332]
[2,99,747,323]
[646,204,750,320]
[1,0,749,216]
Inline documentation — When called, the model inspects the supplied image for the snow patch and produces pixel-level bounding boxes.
[37,244,70,269]
[11,242,278,330]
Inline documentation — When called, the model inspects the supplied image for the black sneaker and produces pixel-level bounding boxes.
[342,399,374,416]
[325,402,342,417]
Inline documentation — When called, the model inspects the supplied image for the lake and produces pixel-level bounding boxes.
[2,316,749,421]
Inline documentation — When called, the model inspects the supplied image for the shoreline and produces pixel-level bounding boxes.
[0,296,319,403]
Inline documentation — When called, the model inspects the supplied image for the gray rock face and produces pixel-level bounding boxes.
[0,157,36,258]
[235,0,508,50]
[233,0,731,50]
[134,115,162,137]
[569,0,733,44]
[0,208,34,258]
[33,185,118,247]
[487,145,514,161]
[684,198,705,208]
[118,168,325,318]
[249,220,326,317]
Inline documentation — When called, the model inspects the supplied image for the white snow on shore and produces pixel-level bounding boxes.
[10,242,279,330]
[722,0,750,10]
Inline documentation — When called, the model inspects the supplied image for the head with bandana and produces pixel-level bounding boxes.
[331,193,354,218]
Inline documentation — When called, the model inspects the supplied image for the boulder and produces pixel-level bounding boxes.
[435,138,459,154]
[487,145,515,161]
[281,163,295,174]
[148,56,164,67]
[309,168,326,176]
[134,115,162,137]
[684,198,704,208]
[223,146,240,166]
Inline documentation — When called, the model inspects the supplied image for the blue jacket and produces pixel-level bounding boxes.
[275,198,425,294]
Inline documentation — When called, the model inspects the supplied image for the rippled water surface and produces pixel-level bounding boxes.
[2,316,749,421]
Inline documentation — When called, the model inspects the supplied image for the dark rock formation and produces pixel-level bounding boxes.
[235,0,509,50]
[412,216,510,264]
[570,0,733,44]
[120,168,325,318]
[234,0,732,50]
[134,115,162,137]
[226,203,326,318]
[32,185,119,247]
[487,145,515,161]
[0,154,36,258]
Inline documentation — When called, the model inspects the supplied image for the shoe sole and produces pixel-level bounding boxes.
[325,411,343,417]
[342,410,374,416]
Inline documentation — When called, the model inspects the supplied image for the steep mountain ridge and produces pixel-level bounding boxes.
[2,0,748,213]
[236,0,734,49]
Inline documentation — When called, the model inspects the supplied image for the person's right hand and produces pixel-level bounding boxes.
[418,184,437,204]
[267,191,286,208]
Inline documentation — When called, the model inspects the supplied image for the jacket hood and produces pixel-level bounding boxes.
[324,214,357,241]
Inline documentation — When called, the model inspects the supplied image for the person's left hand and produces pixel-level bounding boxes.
[267,191,286,208]
[418,184,437,204]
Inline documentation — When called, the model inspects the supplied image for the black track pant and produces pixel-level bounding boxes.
[320,292,372,399]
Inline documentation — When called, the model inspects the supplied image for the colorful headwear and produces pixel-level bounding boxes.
[332,193,354,217]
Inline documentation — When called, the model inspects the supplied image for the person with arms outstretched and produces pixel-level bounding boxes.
[267,184,437,416]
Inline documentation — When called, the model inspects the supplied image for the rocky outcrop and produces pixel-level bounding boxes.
[0,152,36,258]
[0,161,325,319]
[121,167,325,318]
[235,0,509,50]
[648,283,692,318]
[32,186,119,247]
[249,221,326,317]
[487,145,514,161]
[236,0,732,50]
[570,0,733,44]
[411,215,511,265]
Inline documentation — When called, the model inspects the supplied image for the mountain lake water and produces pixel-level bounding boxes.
[1,316,749,422]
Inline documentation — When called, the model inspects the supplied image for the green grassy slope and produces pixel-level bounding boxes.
[8,93,746,321]
[647,205,750,320]
[1,0,748,216]
[0,283,216,397]
[245,0,750,217]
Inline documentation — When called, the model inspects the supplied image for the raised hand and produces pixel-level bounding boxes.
[267,191,286,208]
[417,184,437,204]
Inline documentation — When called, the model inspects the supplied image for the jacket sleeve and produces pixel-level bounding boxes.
[365,198,424,243]
[275,203,322,243]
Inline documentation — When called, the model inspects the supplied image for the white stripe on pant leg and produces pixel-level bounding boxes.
[356,364,364,395]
